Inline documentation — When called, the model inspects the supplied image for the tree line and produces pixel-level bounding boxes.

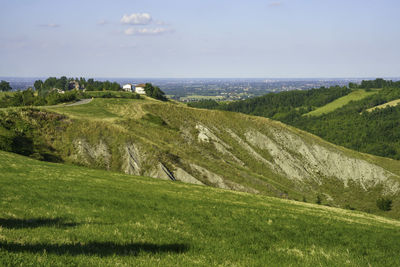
[0,80,12,92]
[0,77,170,108]
[349,78,400,89]
[34,76,122,94]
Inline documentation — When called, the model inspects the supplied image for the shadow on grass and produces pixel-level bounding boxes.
[0,242,189,256]
[0,218,79,229]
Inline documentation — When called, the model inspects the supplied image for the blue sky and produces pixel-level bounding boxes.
[0,0,399,78]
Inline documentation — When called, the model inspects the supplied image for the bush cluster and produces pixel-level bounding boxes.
[376,197,393,211]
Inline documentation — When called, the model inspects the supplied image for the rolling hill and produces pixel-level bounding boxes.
[0,150,399,266]
[188,81,400,160]
[1,97,399,219]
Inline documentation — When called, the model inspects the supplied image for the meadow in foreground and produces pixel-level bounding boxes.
[0,150,399,266]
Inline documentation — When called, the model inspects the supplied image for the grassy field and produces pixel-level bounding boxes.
[367,98,400,112]
[0,150,399,266]
[46,98,133,120]
[305,89,377,116]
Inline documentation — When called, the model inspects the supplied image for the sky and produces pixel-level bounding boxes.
[0,0,399,78]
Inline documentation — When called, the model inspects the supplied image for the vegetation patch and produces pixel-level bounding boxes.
[141,113,167,126]
[377,197,393,211]
[304,89,377,116]
[367,98,400,112]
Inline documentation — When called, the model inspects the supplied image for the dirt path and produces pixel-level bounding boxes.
[65,98,93,107]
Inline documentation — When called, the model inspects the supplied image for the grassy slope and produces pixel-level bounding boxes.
[305,89,377,116]
[1,97,399,219]
[0,150,399,266]
[367,98,400,112]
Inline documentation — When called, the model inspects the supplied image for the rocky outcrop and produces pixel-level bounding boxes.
[73,139,111,169]
[196,124,244,166]
[190,163,230,189]
[122,143,142,175]
[244,129,400,194]
[174,167,204,185]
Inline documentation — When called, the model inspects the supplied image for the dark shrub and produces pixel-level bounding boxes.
[316,195,322,205]
[376,197,392,211]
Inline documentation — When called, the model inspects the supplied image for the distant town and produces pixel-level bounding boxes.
[2,77,400,102]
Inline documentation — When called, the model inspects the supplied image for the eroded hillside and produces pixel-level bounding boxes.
[1,98,399,218]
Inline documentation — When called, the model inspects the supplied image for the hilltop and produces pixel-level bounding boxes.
[0,150,399,266]
[1,96,399,219]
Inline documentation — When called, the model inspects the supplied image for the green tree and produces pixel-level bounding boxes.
[144,83,167,101]
[34,80,43,91]
[43,77,57,89]
[55,76,68,90]
[348,82,358,89]
[0,80,12,91]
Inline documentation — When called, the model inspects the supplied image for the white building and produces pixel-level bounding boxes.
[122,84,133,92]
[135,84,146,94]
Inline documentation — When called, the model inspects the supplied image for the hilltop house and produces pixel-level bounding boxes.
[68,81,83,91]
[122,84,133,92]
[135,84,146,94]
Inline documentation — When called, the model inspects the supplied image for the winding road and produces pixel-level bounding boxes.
[65,98,93,107]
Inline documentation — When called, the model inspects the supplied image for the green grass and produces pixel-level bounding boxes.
[46,98,138,120]
[367,98,400,112]
[0,91,15,99]
[0,150,399,266]
[305,89,377,116]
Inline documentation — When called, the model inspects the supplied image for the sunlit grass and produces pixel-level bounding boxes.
[367,98,400,112]
[305,89,377,116]
[0,150,399,266]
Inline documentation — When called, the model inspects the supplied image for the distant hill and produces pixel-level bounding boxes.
[1,97,399,219]
[0,150,399,266]
[189,79,400,160]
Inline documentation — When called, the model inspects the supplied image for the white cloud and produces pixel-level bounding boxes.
[39,23,60,28]
[124,27,171,36]
[268,2,283,7]
[121,13,152,25]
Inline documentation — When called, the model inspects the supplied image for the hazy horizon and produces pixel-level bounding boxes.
[2,76,400,80]
[1,0,399,78]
